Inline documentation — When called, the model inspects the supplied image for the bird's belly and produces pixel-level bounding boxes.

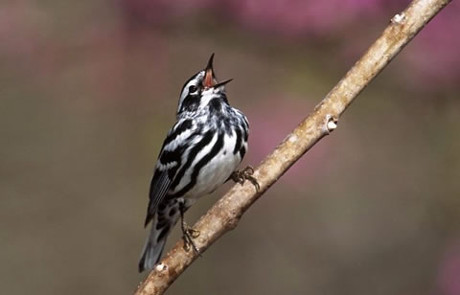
[185,141,241,200]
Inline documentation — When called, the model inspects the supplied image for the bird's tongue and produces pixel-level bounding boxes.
[204,69,214,88]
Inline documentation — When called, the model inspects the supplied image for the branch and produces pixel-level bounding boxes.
[134,0,452,293]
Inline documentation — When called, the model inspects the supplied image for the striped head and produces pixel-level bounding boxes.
[177,54,232,116]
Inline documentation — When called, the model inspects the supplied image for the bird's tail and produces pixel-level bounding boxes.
[138,206,180,272]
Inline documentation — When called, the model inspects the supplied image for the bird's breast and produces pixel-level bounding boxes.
[183,130,243,200]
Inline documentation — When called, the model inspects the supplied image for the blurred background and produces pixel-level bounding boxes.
[1,0,459,294]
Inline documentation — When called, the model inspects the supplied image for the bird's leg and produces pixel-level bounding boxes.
[230,165,260,192]
[179,201,200,254]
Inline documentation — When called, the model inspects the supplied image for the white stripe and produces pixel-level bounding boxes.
[173,132,218,193]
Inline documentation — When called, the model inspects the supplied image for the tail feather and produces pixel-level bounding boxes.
[138,226,168,272]
[138,201,181,272]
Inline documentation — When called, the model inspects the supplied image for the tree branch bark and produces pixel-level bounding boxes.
[134,0,452,293]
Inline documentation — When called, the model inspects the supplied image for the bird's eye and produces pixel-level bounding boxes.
[188,85,198,93]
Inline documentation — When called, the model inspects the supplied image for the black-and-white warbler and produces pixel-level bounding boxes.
[139,54,257,272]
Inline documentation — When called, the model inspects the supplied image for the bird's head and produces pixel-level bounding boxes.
[177,54,232,115]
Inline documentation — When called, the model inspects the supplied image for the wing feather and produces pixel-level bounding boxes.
[144,119,195,226]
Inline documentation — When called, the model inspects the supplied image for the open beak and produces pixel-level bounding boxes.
[213,78,233,88]
[203,53,217,88]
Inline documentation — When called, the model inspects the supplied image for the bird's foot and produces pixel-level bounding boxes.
[181,221,200,254]
[231,165,260,192]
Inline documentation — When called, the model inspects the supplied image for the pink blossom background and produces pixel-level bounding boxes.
[1,1,459,294]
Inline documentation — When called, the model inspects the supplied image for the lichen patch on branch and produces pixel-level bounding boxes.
[391,13,406,24]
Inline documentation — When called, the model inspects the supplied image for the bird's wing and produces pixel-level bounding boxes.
[144,119,195,226]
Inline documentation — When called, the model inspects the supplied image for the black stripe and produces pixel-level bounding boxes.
[180,71,201,96]
[239,146,246,159]
[159,146,184,179]
[160,149,181,167]
[242,123,248,141]
[171,132,225,198]
[180,95,200,113]
[233,128,242,155]
[209,98,222,113]
[178,71,202,114]
[163,119,193,147]
[170,130,213,191]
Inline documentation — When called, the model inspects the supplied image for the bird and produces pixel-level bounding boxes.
[138,54,258,272]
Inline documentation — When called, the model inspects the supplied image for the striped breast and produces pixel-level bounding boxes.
[169,124,246,201]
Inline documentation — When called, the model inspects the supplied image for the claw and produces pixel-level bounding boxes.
[183,238,191,251]
[188,228,200,239]
[181,222,201,254]
[231,165,260,192]
[182,229,200,254]
[179,202,201,255]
